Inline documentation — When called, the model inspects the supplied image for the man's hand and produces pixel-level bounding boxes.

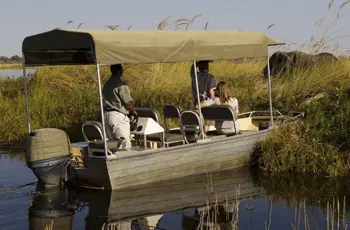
[127,101,137,116]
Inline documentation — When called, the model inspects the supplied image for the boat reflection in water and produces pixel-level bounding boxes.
[28,185,77,230]
[28,168,263,229]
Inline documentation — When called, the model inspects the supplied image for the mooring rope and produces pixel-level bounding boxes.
[0,181,37,194]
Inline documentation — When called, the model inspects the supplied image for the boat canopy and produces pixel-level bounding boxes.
[22,29,284,66]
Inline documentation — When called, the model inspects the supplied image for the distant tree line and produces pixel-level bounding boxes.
[0,55,23,64]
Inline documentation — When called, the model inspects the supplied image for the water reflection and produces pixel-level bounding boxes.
[25,169,350,230]
[27,168,261,229]
[0,68,36,78]
[28,186,75,230]
[79,168,259,229]
[2,152,350,229]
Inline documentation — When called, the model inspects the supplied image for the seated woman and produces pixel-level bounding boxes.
[200,81,240,134]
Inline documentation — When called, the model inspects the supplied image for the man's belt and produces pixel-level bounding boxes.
[104,107,117,112]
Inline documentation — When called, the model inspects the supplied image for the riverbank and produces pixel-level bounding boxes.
[0,59,349,176]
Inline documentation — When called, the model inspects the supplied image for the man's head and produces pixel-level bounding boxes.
[110,64,123,77]
[197,61,210,72]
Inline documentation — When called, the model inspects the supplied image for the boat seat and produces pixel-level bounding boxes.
[201,105,239,135]
[178,120,223,142]
[82,120,104,142]
[135,107,161,123]
[163,104,183,134]
[135,107,185,147]
[88,140,119,151]
[167,128,182,135]
[82,121,116,157]
[147,130,198,143]
[180,110,204,143]
[146,132,185,143]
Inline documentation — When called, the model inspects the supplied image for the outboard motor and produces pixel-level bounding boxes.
[25,128,72,188]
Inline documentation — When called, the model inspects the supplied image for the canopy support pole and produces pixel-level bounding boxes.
[22,55,31,133]
[193,61,207,140]
[267,54,274,127]
[96,62,108,157]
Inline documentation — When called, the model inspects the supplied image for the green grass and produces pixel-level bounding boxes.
[257,87,350,177]
[0,57,350,176]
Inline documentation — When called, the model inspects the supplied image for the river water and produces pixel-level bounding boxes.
[0,68,36,78]
[0,152,350,230]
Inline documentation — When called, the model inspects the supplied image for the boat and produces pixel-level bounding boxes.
[21,29,304,190]
[28,168,265,229]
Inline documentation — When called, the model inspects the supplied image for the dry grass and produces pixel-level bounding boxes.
[157,16,171,30]
[0,8,349,175]
[258,82,350,177]
[0,64,22,69]
[44,220,54,230]
[0,59,349,144]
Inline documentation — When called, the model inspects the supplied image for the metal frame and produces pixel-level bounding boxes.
[81,121,112,157]
[193,61,207,140]
[192,56,275,135]
[21,33,278,156]
[81,121,104,142]
[22,53,31,133]
[237,110,283,118]
[138,131,185,148]
[95,62,108,157]
[267,55,274,126]
[180,110,203,144]
[163,104,182,131]
[162,104,186,147]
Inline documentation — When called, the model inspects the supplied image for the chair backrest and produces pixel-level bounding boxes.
[201,105,238,134]
[135,108,161,123]
[163,104,182,119]
[82,121,104,142]
[201,105,236,121]
[163,104,182,129]
[180,110,201,129]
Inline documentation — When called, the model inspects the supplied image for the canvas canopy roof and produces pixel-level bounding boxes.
[22,29,284,66]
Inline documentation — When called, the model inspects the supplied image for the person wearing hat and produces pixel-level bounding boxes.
[102,64,137,150]
[190,60,216,132]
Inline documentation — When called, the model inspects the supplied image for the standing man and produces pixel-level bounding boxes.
[102,64,137,150]
[190,60,216,132]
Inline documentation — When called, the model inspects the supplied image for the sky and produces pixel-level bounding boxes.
[1,0,349,57]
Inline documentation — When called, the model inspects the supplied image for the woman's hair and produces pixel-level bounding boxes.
[216,81,231,104]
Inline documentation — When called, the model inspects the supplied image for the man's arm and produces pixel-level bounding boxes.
[208,74,216,99]
[126,101,137,115]
[199,98,214,108]
[119,85,137,115]
[208,88,215,99]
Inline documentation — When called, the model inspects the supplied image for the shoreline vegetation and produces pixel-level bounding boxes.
[1,3,350,177]
[0,55,22,67]
[1,58,350,177]
[0,63,22,69]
